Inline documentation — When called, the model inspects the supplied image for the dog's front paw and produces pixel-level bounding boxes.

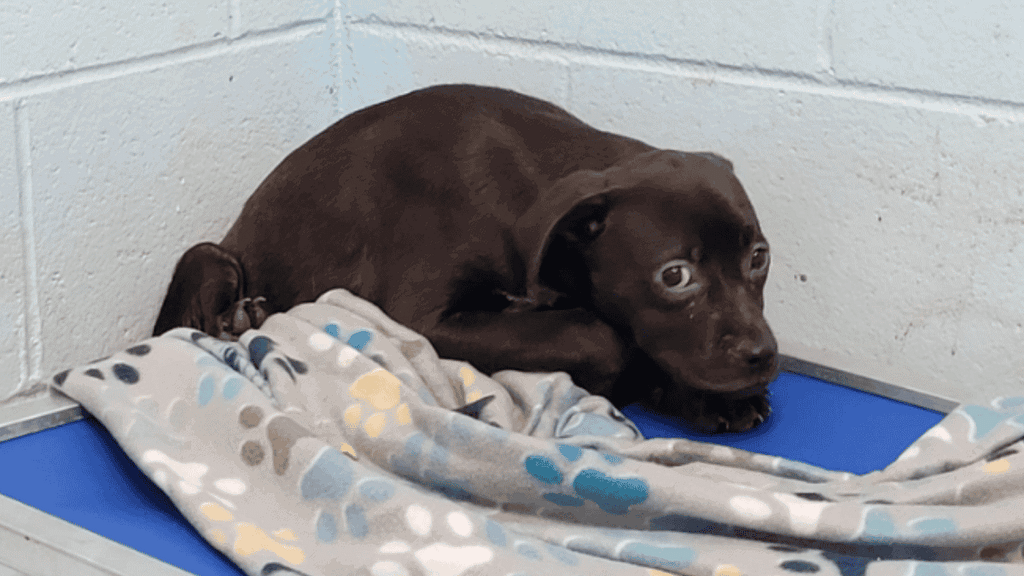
[697,392,771,434]
[652,386,771,434]
[217,296,269,340]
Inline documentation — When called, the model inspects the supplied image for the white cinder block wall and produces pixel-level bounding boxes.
[2,1,1023,405]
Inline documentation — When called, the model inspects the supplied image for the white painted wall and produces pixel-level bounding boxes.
[3,1,1022,405]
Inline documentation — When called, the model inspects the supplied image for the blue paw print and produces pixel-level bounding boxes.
[324,323,373,351]
[389,433,475,501]
[861,509,896,542]
[959,404,1005,441]
[300,449,354,501]
[573,469,648,514]
[524,445,648,515]
[245,335,308,380]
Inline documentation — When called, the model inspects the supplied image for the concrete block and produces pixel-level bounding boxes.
[23,32,335,376]
[568,66,1024,404]
[833,0,1024,102]
[342,28,569,114]
[348,0,823,74]
[238,0,333,35]
[0,0,228,82]
[0,103,27,399]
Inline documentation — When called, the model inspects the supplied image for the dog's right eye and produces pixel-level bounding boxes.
[654,259,697,295]
[662,266,688,287]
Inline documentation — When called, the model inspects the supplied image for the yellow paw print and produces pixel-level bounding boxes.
[200,503,305,565]
[339,442,358,460]
[459,366,483,403]
[342,368,412,438]
[984,458,1011,475]
[713,565,743,576]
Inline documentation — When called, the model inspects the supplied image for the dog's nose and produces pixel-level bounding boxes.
[743,344,777,373]
[747,349,775,370]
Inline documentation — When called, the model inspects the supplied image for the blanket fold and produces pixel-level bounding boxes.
[50,288,1024,576]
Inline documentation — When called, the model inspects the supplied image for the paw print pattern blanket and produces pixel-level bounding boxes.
[51,289,1024,576]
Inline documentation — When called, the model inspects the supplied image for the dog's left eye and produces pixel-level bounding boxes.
[750,244,770,274]
[654,259,697,294]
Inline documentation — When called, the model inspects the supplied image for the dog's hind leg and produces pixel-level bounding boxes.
[153,242,268,340]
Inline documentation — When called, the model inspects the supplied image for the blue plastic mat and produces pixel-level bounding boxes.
[621,372,947,475]
[0,371,945,576]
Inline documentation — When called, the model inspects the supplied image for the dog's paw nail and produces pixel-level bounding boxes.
[245,296,269,328]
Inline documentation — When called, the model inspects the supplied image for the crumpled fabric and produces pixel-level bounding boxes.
[51,288,1024,576]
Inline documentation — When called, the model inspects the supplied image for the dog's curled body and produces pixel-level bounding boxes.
[155,84,779,432]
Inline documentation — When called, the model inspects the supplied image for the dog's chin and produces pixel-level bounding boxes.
[644,374,775,433]
[649,348,781,395]
[613,352,779,427]
[662,368,778,398]
[648,377,768,407]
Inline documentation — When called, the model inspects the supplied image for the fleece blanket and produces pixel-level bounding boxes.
[50,288,1024,576]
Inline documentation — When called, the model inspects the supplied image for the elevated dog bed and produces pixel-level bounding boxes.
[2,288,1023,576]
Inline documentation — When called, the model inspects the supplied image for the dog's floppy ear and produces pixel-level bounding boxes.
[534,194,613,301]
[515,149,716,306]
[153,242,247,337]
[513,167,618,307]
[554,194,611,245]
[693,152,734,172]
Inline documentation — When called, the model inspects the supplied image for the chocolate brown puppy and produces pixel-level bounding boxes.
[154,84,779,432]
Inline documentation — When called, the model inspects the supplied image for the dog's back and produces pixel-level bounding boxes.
[219,84,649,328]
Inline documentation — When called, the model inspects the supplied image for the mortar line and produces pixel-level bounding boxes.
[0,20,327,103]
[349,19,1024,123]
[229,0,243,39]
[332,0,346,116]
[564,66,574,107]
[13,101,42,383]
[814,0,836,76]
[9,105,29,391]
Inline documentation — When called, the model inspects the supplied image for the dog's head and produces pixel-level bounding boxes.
[522,150,778,408]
